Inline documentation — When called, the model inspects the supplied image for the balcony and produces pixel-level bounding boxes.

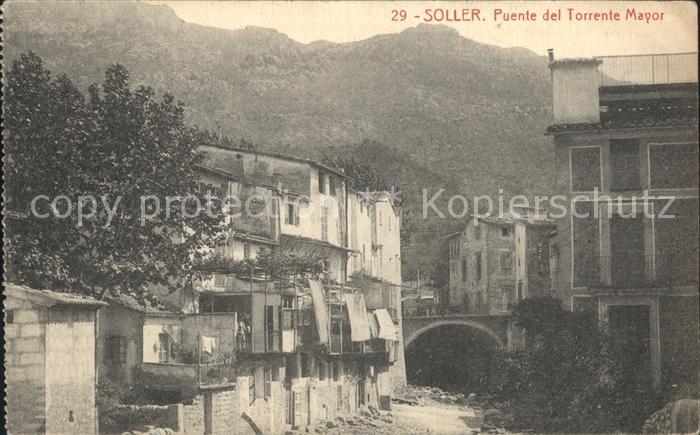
[599,53,698,87]
[576,253,699,289]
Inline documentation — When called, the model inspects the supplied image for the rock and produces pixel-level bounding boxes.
[326,421,337,429]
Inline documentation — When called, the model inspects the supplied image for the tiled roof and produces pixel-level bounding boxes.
[107,293,180,315]
[5,283,107,308]
[547,117,698,133]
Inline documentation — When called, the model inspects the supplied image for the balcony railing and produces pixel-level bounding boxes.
[599,53,698,87]
[577,253,699,288]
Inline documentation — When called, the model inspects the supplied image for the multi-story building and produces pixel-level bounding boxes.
[98,145,404,433]
[446,209,555,315]
[547,51,699,386]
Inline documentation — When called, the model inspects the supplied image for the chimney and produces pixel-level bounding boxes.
[547,49,554,63]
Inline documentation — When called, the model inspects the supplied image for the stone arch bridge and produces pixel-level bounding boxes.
[402,313,513,350]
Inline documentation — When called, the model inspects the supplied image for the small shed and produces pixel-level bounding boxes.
[4,283,106,435]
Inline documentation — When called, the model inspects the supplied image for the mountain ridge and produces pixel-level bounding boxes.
[4,1,555,279]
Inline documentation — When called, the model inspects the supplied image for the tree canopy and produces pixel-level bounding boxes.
[3,52,227,300]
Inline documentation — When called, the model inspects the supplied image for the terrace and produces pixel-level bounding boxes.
[137,313,237,391]
[598,52,698,87]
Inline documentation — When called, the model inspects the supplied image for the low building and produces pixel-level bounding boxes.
[3,283,106,435]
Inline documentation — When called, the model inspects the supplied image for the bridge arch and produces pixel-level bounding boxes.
[404,319,504,349]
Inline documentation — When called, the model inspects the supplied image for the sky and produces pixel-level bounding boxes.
[150,1,697,58]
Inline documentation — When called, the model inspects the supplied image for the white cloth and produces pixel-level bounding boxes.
[201,335,217,354]
[374,309,398,341]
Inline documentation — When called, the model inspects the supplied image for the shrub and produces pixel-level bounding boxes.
[483,296,663,433]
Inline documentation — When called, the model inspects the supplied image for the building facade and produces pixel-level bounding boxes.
[446,210,555,316]
[547,52,699,386]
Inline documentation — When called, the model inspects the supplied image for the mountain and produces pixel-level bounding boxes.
[3,1,555,280]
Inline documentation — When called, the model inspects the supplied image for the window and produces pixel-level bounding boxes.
[320,361,328,381]
[500,251,513,272]
[264,366,272,399]
[333,360,341,381]
[320,206,328,241]
[379,210,382,226]
[461,258,468,282]
[649,143,699,189]
[105,336,126,364]
[282,296,295,309]
[158,333,171,363]
[5,310,14,324]
[243,243,251,259]
[571,147,601,191]
[475,252,482,281]
[214,274,227,288]
[285,203,300,226]
[249,369,256,405]
[301,353,311,378]
[319,173,327,194]
[501,227,510,237]
[610,139,640,190]
[329,176,337,196]
[360,202,364,214]
[322,259,331,274]
[388,216,391,231]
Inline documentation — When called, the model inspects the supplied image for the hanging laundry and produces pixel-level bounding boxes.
[201,335,217,354]
[374,309,398,341]
[343,293,371,342]
[308,279,330,345]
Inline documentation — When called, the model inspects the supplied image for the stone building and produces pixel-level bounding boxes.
[3,283,106,435]
[547,51,699,386]
[445,209,555,315]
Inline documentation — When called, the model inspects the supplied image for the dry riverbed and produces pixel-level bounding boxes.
[300,385,513,435]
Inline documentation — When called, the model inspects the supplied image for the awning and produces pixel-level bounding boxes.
[374,309,398,341]
[343,293,371,342]
[308,279,330,345]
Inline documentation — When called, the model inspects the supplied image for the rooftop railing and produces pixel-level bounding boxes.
[599,53,698,87]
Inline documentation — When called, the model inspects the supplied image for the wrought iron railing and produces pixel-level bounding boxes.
[599,53,698,86]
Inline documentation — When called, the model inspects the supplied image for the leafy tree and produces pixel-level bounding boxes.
[322,142,391,193]
[3,52,226,300]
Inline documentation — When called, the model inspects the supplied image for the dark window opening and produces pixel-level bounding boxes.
[475,253,482,281]
[105,335,127,364]
[301,353,311,378]
[649,143,699,189]
[264,366,272,398]
[610,139,641,191]
[571,147,601,191]
[5,310,14,324]
[501,227,510,237]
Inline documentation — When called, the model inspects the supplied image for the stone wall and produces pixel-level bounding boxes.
[182,394,205,434]
[4,293,48,434]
